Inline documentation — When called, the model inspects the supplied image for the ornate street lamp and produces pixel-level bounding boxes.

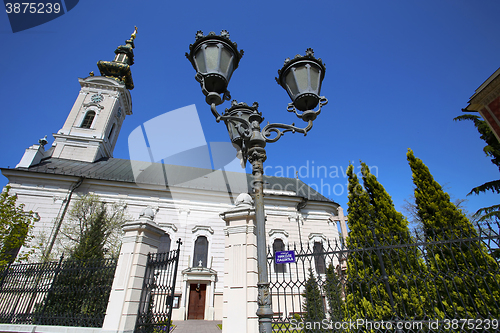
[186,30,244,106]
[186,30,328,333]
[277,48,326,117]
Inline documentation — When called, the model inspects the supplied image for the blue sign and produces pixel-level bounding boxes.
[275,250,296,264]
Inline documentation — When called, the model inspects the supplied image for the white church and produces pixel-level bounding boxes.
[1,29,347,331]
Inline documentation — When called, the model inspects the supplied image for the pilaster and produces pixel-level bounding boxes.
[220,193,259,333]
[102,211,165,333]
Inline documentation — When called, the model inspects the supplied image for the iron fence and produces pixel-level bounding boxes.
[135,239,182,333]
[0,256,117,327]
[268,221,500,332]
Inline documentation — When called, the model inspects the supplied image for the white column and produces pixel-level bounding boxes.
[220,194,259,333]
[337,206,348,240]
[102,210,165,333]
[179,275,188,320]
[207,278,215,320]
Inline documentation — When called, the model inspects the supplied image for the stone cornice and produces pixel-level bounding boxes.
[1,167,339,213]
[300,201,339,215]
[159,222,178,232]
[219,206,256,221]
[308,233,327,242]
[79,76,126,89]
[181,266,218,280]
[122,218,165,236]
[52,133,105,144]
[224,224,256,236]
[268,229,289,238]
[192,225,214,234]
[1,168,82,184]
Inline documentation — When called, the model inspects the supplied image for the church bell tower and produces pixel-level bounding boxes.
[50,27,138,163]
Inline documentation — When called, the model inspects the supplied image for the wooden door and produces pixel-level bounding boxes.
[187,284,206,319]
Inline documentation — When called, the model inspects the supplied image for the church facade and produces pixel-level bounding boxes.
[1,30,346,324]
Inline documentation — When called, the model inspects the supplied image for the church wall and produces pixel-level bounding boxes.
[3,170,342,322]
[213,293,224,320]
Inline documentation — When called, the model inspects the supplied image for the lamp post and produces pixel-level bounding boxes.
[186,30,328,333]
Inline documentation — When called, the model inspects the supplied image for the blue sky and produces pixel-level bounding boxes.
[1,0,500,221]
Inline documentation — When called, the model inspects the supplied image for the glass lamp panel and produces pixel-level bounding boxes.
[310,66,320,92]
[220,48,233,77]
[226,121,239,143]
[285,70,299,98]
[294,66,309,93]
[194,48,207,73]
[205,44,220,71]
[227,61,234,81]
[224,109,252,147]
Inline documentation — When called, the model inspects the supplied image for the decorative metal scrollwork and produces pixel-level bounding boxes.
[257,283,271,306]
[196,72,231,106]
[286,96,328,121]
[262,120,313,143]
[209,99,326,149]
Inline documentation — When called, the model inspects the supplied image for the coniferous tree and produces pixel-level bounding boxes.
[360,162,432,320]
[345,164,432,321]
[302,268,325,333]
[39,206,116,327]
[70,208,106,261]
[58,193,127,259]
[407,148,500,318]
[345,164,383,320]
[324,263,344,322]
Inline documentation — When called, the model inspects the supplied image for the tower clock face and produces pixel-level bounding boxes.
[91,94,103,103]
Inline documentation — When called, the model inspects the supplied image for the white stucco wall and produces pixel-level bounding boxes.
[2,168,343,322]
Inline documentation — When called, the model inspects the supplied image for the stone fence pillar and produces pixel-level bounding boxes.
[220,193,259,333]
[102,208,165,333]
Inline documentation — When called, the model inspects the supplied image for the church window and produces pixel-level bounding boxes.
[158,234,171,253]
[192,236,208,268]
[273,239,286,273]
[108,123,116,140]
[114,53,127,63]
[313,241,326,274]
[81,111,95,128]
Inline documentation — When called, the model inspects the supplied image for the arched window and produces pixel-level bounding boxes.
[108,123,116,140]
[273,239,286,273]
[81,111,96,128]
[193,236,208,268]
[158,234,171,253]
[313,241,326,274]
